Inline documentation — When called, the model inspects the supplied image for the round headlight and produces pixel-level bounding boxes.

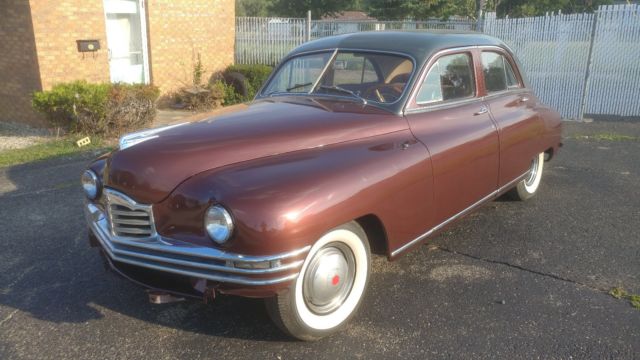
[205,205,234,244]
[81,170,100,200]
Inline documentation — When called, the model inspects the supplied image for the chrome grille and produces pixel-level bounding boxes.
[105,189,155,238]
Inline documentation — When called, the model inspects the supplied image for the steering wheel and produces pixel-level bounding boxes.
[363,84,403,103]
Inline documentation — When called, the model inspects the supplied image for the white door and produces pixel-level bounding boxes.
[104,0,150,84]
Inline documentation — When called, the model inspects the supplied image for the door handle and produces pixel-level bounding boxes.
[519,96,530,103]
[473,107,488,116]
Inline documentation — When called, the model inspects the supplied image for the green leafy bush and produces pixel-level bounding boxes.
[32,81,160,137]
[222,64,273,104]
[32,81,110,132]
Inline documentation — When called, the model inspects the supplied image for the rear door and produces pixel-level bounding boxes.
[480,49,544,186]
[404,49,500,225]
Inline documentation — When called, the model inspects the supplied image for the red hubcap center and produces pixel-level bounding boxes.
[331,275,340,285]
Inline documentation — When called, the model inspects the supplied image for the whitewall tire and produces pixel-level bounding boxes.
[265,222,371,341]
[509,152,545,201]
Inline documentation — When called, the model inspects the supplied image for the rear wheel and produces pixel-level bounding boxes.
[265,222,371,341]
[508,152,545,201]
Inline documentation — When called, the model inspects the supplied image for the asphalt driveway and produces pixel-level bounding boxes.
[0,121,638,359]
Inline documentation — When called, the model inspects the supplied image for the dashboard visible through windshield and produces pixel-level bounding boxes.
[262,51,414,105]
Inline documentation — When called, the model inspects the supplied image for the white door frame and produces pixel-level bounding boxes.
[103,0,151,84]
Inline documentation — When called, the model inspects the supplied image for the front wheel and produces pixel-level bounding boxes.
[508,152,545,201]
[265,222,371,341]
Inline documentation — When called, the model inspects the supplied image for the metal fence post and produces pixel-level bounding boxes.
[579,10,599,121]
[306,11,312,41]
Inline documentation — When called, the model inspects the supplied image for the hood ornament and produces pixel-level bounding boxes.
[119,122,187,150]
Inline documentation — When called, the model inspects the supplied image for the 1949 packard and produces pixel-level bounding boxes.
[82,31,562,340]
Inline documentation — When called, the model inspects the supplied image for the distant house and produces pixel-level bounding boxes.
[313,11,377,38]
[1,0,235,126]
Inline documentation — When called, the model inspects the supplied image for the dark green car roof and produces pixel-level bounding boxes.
[288,30,508,65]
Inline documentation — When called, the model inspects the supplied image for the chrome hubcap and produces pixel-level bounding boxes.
[302,242,356,315]
[525,155,540,186]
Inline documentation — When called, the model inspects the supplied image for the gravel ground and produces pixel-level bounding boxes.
[0,122,52,152]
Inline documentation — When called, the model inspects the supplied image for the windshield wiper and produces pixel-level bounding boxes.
[286,82,313,92]
[317,85,367,104]
[264,82,313,97]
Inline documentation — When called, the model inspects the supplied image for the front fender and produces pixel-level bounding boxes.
[153,129,434,257]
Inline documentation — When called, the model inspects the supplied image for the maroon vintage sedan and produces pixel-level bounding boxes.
[82,31,562,340]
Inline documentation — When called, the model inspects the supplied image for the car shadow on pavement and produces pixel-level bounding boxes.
[0,156,292,342]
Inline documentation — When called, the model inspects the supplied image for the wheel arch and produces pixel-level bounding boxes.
[355,214,390,257]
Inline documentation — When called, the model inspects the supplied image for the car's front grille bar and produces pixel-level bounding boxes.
[105,190,156,238]
[85,200,310,286]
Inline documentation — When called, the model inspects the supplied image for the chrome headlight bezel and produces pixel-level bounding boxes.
[204,205,234,244]
[81,170,101,200]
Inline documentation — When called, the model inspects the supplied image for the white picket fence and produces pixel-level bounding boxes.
[235,5,640,119]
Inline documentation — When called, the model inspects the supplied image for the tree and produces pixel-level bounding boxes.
[269,0,357,18]
[366,0,480,20]
[484,0,613,18]
[236,0,273,17]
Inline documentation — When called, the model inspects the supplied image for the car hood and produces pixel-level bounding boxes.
[104,98,406,204]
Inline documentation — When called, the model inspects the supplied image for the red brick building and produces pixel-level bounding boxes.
[0,0,235,126]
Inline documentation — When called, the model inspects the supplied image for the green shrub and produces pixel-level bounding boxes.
[216,80,244,106]
[32,81,160,137]
[222,64,273,104]
[32,81,109,132]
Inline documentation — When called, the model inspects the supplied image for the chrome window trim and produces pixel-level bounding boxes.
[402,44,530,115]
[258,48,417,111]
[391,171,529,257]
[414,51,477,106]
[403,46,478,114]
[478,46,527,91]
[404,96,483,115]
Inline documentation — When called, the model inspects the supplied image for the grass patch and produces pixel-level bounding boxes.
[0,138,112,168]
[572,133,639,141]
[609,287,640,310]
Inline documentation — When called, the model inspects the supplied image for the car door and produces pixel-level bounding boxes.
[404,49,500,226]
[480,48,544,186]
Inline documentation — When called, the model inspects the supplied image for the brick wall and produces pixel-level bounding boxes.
[29,1,110,90]
[0,1,44,126]
[0,0,235,127]
[146,0,235,94]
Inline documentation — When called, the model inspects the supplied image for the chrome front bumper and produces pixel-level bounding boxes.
[85,202,310,286]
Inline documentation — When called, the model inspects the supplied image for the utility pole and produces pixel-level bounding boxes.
[306,10,312,42]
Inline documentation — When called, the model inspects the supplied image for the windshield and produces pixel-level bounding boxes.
[262,51,414,104]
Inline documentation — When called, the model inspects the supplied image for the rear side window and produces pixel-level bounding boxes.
[416,53,475,104]
[481,52,521,92]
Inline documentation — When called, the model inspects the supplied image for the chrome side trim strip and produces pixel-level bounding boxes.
[390,172,528,257]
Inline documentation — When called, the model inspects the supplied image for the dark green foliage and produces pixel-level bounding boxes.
[32,81,160,137]
[222,64,273,105]
[269,0,356,18]
[236,0,273,16]
[366,0,611,20]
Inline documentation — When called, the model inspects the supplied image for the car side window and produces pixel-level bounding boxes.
[416,53,475,104]
[333,54,380,86]
[481,51,521,93]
